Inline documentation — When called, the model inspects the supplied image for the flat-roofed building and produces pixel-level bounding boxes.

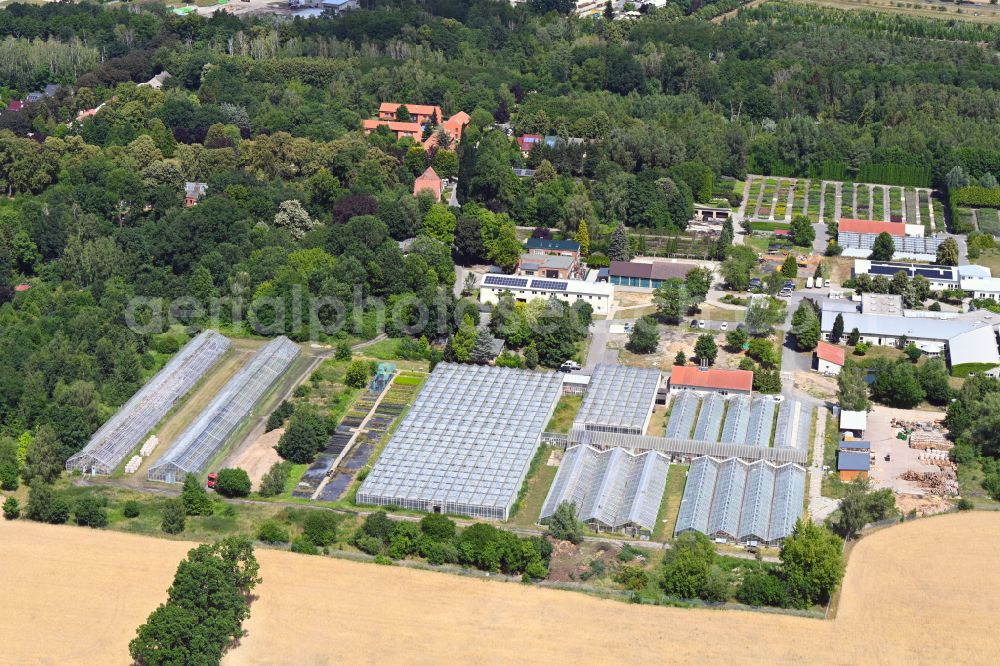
[609,260,699,290]
[478,273,614,315]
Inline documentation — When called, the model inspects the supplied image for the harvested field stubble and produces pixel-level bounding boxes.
[1,513,1000,664]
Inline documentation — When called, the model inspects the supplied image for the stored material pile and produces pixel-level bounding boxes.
[909,431,952,451]
[900,470,958,496]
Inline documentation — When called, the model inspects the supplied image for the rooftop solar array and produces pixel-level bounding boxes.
[540,445,669,533]
[483,275,529,288]
[773,402,814,450]
[675,456,806,544]
[574,364,660,434]
[148,336,300,483]
[356,363,564,520]
[666,391,699,439]
[67,331,232,475]
[692,393,726,442]
[866,262,956,281]
[530,279,569,291]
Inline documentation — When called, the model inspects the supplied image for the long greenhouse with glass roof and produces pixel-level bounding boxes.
[356,363,564,520]
[539,445,670,536]
[147,335,300,484]
[66,330,232,476]
[674,455,806,545]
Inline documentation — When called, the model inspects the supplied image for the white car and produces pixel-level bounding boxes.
[698,320,706,329]
[825,279,832,287]
[720,322,728,331]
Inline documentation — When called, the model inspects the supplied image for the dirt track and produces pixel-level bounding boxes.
[2,513,999,664]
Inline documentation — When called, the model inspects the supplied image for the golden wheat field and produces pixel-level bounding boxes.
[1,512,999,665]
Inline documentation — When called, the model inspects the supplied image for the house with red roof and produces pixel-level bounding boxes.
[6,100,23,112]
[814,340,845,375]
[379,103,443,125]
[668,366,753,396]
[413,166,443,201]
[362,119,423,142]
[517,134,543,154]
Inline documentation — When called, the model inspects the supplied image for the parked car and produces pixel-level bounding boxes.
[825,279,832,287]
[806,277,814,288]
[720,322,728,331]
[691,319,699,327]
[698,320,706,329]
[207,472,218,489]
[623,322,634,333]
[559,360,582,373]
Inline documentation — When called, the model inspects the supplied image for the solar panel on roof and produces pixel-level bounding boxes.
[483,275,529,288]
[530,279,569,291]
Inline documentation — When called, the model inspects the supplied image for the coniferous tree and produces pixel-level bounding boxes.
[608,222,629,262]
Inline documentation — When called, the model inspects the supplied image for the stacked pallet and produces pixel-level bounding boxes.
[124,456,143,474]
[140,436,159,457]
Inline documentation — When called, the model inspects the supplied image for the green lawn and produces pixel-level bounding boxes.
[509,446,560,527]
[957,461,1000,509]
[652,464,688,541]
[546,394,583,433]
[821,411,848,499]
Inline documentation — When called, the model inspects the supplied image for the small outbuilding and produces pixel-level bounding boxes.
[413,166,443,201]
[815,340,846,375]
[837,450,870,482]
[839,409,867,438]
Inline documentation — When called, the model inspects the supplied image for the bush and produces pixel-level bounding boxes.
[355,534,385,555]
[291,536,318,554]
[3,496,19,519]
[956,497,975,511]
[420,513,457,541]
[214,468,252,498]
[276,411,329,463]
[74,495,109,528]
[161,499,186,534]
[259,460,292,497]
[302,511,339,546]
[265,400,294,432]
[122,500,141,518]
[613,565,650,591]
[345,359,371,388]
[418,536,460,565]
[736,570,790,607]
[257,520,291,544]
[26,481,70,524]
[152,334,180,354]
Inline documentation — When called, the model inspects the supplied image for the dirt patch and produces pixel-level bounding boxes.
[4,514,1000,663]
[225,427,283,490]
[793,371,837,400]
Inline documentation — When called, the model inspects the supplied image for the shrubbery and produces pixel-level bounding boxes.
[214,468,252,498]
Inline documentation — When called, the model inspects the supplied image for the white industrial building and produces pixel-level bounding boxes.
[478,273,614,315]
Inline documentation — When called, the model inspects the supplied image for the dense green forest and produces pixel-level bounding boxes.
[4,0,1000,469]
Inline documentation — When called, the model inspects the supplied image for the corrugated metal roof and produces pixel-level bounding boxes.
[838,450,870,471]
[821,311,984,340]
[947,326,1000,367]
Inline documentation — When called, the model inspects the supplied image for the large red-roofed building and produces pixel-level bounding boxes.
[668,366,753,396]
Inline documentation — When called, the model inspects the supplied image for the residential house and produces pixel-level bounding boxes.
[815,340,845,375]
[608,260,698,290]
[43,84,60,98]
[362,119,422,142]
[516,253,574,279]
[5,100,23,112]
[517,134,543,154]
[141,72,172,89]
[442,111,470,143]
[184,182,208,207]
[379,103,443,125]
[837,450,870,482]
[321,0,357,13]
[25,92,44,104]
[413,167,443,201]
[667,366,754,397]
[478,274,614,315]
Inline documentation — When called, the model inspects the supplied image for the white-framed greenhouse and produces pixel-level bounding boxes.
[539,445,670,536]
[356,363,563,520]
[572,364,660,435]
[66,330,232,476]
[147,336,300,484]
[674,456,806,545]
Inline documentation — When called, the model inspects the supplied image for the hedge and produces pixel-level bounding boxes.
[749,222,791,231]
[953,186,1000,208]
